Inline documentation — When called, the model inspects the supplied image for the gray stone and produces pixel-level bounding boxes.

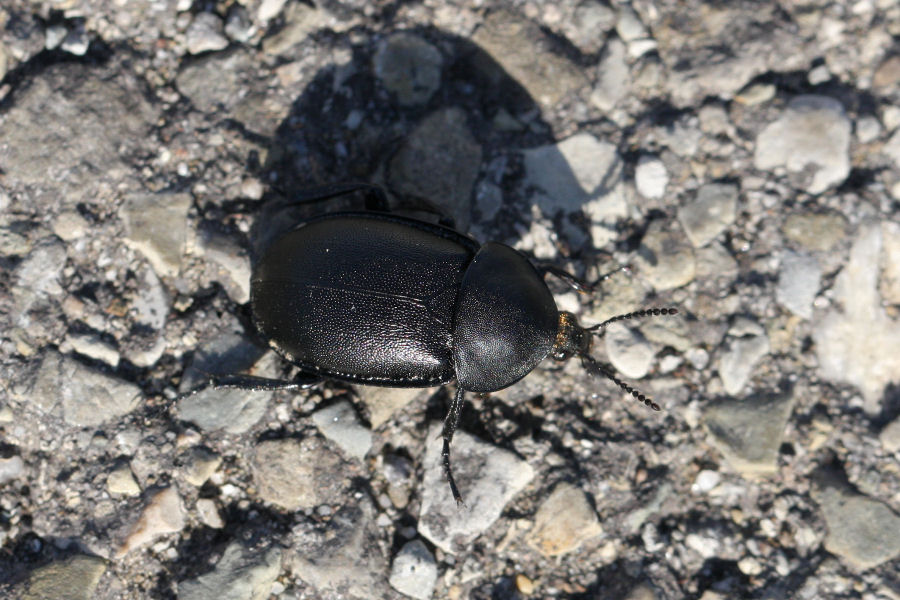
[883,128,900,169]
[717,319,769,395]
[18,351,141,427]
[522,133,627,248]
[13,239,67,310]
[356,386,430,429]
[288,500,388,598]
[224,4,254,42]
[0,40,8,81]
[61,23,89,56]
[45,25,66,50]
[635,156,668,199]
[22,555,107,600]
[590,37,629,112]
[776,251,821,319]
[121,192,192,278]
[605,322,655,379]
[0,226,32,257]
[471,9,588,108]
[653,4,806,105]
[121,263,169,368]
[388,540,438,600]
[197,498,225,529]
[855,115,881,144]
[131,264,169,330]
[812,469,900,570]
[880,220,900,305]
[635,220,696,291]
[0,62,155,195]
[186,12,229,55]
[64,333,120,368]
[418,423,534,553]
[181,447,222,486]
[678,183,738,248]
[873,55,900,92]
[523,133,622,214]
[178,542,282,600]
[615,6,648,41]
[879,416,900,452]
[178,333,271,432]
[694,242,739,282]
[51,210,89,241]
[815,223,900,414]
[252,438,350,511]
[735,83,776,106]
[0,455,25,485]
[107,465,141,496]
[373,33,443,106]
[567,2,616,53]
[754,95,851,194]
[179,387,271,434]
[389,108,481,230]
[526,482,603,556]
[258,0,288,21]
[261,2,328,56]
[199,229,252,304]
[312,400,372,461]
[781,212,847,252]
[117,487,187,556]
[698,103,732,136]
[703,391,793,475]
[176,49,261,114]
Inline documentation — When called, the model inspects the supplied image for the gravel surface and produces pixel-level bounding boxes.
[2,1,900,599]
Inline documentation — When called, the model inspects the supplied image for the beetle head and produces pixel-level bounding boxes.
[551,311,592,361]
[552,307,678,411]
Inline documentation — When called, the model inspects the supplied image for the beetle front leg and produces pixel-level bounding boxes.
[536,262,629,294]
[441,387,466,507]
[269,182,390,212]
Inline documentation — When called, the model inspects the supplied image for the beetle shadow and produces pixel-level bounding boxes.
[245,24,604,262]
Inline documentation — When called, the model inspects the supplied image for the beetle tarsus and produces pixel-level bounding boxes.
[441,387,466,506]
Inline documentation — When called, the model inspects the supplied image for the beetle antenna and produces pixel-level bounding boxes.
[587,307,678,334]
[580,354,661,411]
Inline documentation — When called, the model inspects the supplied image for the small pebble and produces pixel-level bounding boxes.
[117,487,186,556]
[186,13,229,55]
[311,400,372,461]
[0,455,25,485]
[635,156,668,199]
[388,540,438,600]
[754,95,851,194]
[107,465,141,496]
[691,469,721,494]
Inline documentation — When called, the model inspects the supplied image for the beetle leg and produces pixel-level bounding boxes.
[185,372,322,394]
[441,387,466,507]
[536,263,627,294]
[268,182,391,212]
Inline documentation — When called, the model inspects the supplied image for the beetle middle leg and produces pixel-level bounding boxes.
[441,386,466,506]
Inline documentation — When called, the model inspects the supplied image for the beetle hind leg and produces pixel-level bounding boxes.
[441,387,466,507]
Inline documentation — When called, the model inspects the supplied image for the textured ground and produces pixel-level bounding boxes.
[2,0,900,599]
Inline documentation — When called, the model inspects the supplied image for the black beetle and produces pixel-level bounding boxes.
[194,182,676,504]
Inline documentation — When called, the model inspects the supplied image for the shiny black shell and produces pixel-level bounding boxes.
[251,212,558,392]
